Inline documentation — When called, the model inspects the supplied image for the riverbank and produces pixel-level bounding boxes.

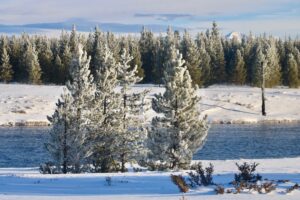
[1,157,300,199]
[1,83,300,126]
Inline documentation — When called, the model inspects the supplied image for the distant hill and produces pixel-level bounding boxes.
[0,19,186,35]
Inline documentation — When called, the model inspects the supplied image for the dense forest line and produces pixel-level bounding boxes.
[0,22,299,87]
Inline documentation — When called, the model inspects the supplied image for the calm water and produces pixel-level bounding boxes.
[0,124,300,167]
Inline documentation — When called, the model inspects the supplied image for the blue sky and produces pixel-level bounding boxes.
[0,0,299,37]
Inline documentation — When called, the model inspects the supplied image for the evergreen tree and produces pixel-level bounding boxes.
[65,43,96,173]
[181,30,202,86]
[45,89,74,174]
[286,53,299,88]
[264,38,281,87]
[58,31,72,84]
[152,35,164,85]
[9,36,24,81]
[149,47,209,170]
[106,32,120,63]
[208,22,226,83]
[23,39,42,84]
[36,38,53,83]
[252,42,272,116]
[229,49,246,84]
[53,55,63,84]
[0,45,13,83]
[139,27,155,83]
[243,32,255,84]
[90,27,106,77]
[69,24,79,53]
[128,38,144,78]
[116,48,147,172]
[91,44,121,172]
[196,33,211,86]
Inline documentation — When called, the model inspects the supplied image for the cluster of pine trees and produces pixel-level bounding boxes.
[0,23,300,88]
[45,30,209,173]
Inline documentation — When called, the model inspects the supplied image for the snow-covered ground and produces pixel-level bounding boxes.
[1,158,300,199]
[1,83,300,126]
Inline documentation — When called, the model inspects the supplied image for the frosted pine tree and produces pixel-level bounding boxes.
[0,45,13,83]
[181,30,202,86]
[286,53,299,88]
[90,26,106,77]
[23,40,42,84]
[196,33,211,86]
[264,38,281,87]
[66,43,96,173]
[116,48,148,172]
[90,44,121,172]
[149,46,209,170]
[253,42,270,116]
[45,89,74,174]
[209,22,226,83]
[36,38,53,83]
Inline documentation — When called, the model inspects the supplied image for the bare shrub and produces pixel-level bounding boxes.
[235,162,262,183]
[188,162,214,187]
[39,162,58,174]
[287,183,299,193]
[215,185,225,194]
[171,174,189,193]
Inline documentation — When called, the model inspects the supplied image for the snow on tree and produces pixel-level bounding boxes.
[128,38,144,79]
[286,53,299,88]
[106,32,120,62]
[90,26,106,77]
[60,45,72,84]
[116,48,148,172]
[0,44,13,83]
[208,22,226,83]
[149,46,209,170]
[45,89,74,174]
[90,44,121,172]
[264,38,281,87]
[195,33,211,86]
[65,43,96,173]
[252,42,270,116]
[181,30,202,86]
[36,38,53,83]
[23,39,42,84]
[69,24,79,54]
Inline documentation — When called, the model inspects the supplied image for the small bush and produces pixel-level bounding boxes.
[215,185,225,194]
[234,162,262,183]
[232,181,276,194]
[133,167,144,172]
[188,162,214,187]
[259,182,276,194]
[287,183,299,193]
[39,162,58,174]
[171,174,189,193]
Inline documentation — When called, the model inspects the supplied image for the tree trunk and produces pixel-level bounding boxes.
[62,111,68,174]
[121,153,126,172]
[261,86,266,116]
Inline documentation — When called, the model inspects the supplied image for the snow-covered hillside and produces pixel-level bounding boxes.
[0,84,300,126]
[1,158,300,199]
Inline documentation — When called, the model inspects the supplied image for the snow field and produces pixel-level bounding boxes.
[1,158,300,199]
[1,84,300,126]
